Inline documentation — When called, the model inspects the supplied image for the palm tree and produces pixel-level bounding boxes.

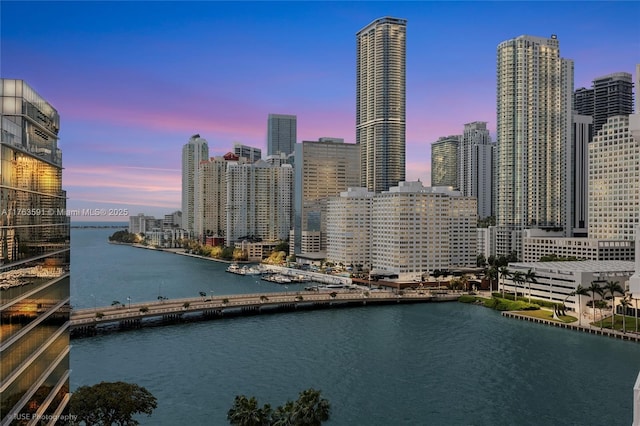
[620,295,632,333]
[597,300,608,330]
[524,269,538,303]
[227,395,271,426]
[603,280,624,328]
[574,285,590,327]
[634,299,638,333]
[487,266,498,293]
[288,388,330,425]
[499,266,510,298]
[511,271,524,301]
[587,281,603,325]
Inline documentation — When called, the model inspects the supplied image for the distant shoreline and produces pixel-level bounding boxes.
[108,241,253,264]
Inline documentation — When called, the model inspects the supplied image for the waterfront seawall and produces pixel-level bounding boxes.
[502,311,640,343]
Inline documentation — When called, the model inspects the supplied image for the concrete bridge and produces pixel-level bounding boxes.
[70,290,461,338]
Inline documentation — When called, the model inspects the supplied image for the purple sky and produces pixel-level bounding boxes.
[1,1,638,220]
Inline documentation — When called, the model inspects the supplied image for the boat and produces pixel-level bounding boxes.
[226,264,241,274]
[261,274,292,284]
[322,284,346,289]
[241,265,262,275]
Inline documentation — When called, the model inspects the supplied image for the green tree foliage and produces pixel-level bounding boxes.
[70,381,157,425]
[221,246,235,260]
[539,253,581,262]
[477,216,496,228]
[228,389,330,426]
[274,241,289,253]
[233,248,248,261]
[108,230,139,243]
[263,251,286,265]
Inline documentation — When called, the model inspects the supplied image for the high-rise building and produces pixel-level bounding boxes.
[197,153,246,239]
[356,16,406,193]
[0,79,71,422]
[181,134,209,234]
[226,160,293,244]
[293,138,360,256]
[326,188,374,268]
[326,182,476,280]
[571,113,593,236]
[431,135,460,189]
[574,87,594,118]
[574,72,634,134]
[129,213,162,234]
[588,115,639,241]
[234,143,261,163]
[458,122,495,219]
[267,114,296,156]
[496,35,573,258]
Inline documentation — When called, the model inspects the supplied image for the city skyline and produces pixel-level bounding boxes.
[1,1,638,219]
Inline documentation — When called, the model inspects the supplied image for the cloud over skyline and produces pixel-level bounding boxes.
[2,1,638,219]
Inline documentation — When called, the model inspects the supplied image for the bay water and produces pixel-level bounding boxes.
[70,226,640,425]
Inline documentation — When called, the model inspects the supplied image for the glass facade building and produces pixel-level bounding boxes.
[356,17,406,193]
[430,135,460,189]
[0,79,70,424]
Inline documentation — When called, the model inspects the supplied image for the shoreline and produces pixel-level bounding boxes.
[502,310,640,343]
[108,241,253,264]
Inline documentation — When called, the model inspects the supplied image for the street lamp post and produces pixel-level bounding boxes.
[127,296,131,311]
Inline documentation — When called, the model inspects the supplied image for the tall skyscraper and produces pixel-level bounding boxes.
[496,35,573,258]
[267,114,296,156]
[574,72,634,134]
[293,138,360,256]
[458,122,495,219]
[431,135,460,188]
[1,79,71,421]
[181,134,209,234]
[356,16,406,193]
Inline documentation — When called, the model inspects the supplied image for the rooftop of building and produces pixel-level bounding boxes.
[509,260,635,273]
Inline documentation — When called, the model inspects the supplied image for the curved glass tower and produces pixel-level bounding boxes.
[0,79,71,424]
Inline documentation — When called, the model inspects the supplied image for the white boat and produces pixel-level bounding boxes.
[226,264,241,274]
[242,265,262,275]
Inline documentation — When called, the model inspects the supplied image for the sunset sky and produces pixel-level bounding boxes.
[1,1,638,220]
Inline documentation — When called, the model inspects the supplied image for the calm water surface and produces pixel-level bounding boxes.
[70,227,640,425]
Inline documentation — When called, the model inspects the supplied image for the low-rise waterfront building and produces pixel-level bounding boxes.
[523,234,635,262]
[503,260,635,316]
